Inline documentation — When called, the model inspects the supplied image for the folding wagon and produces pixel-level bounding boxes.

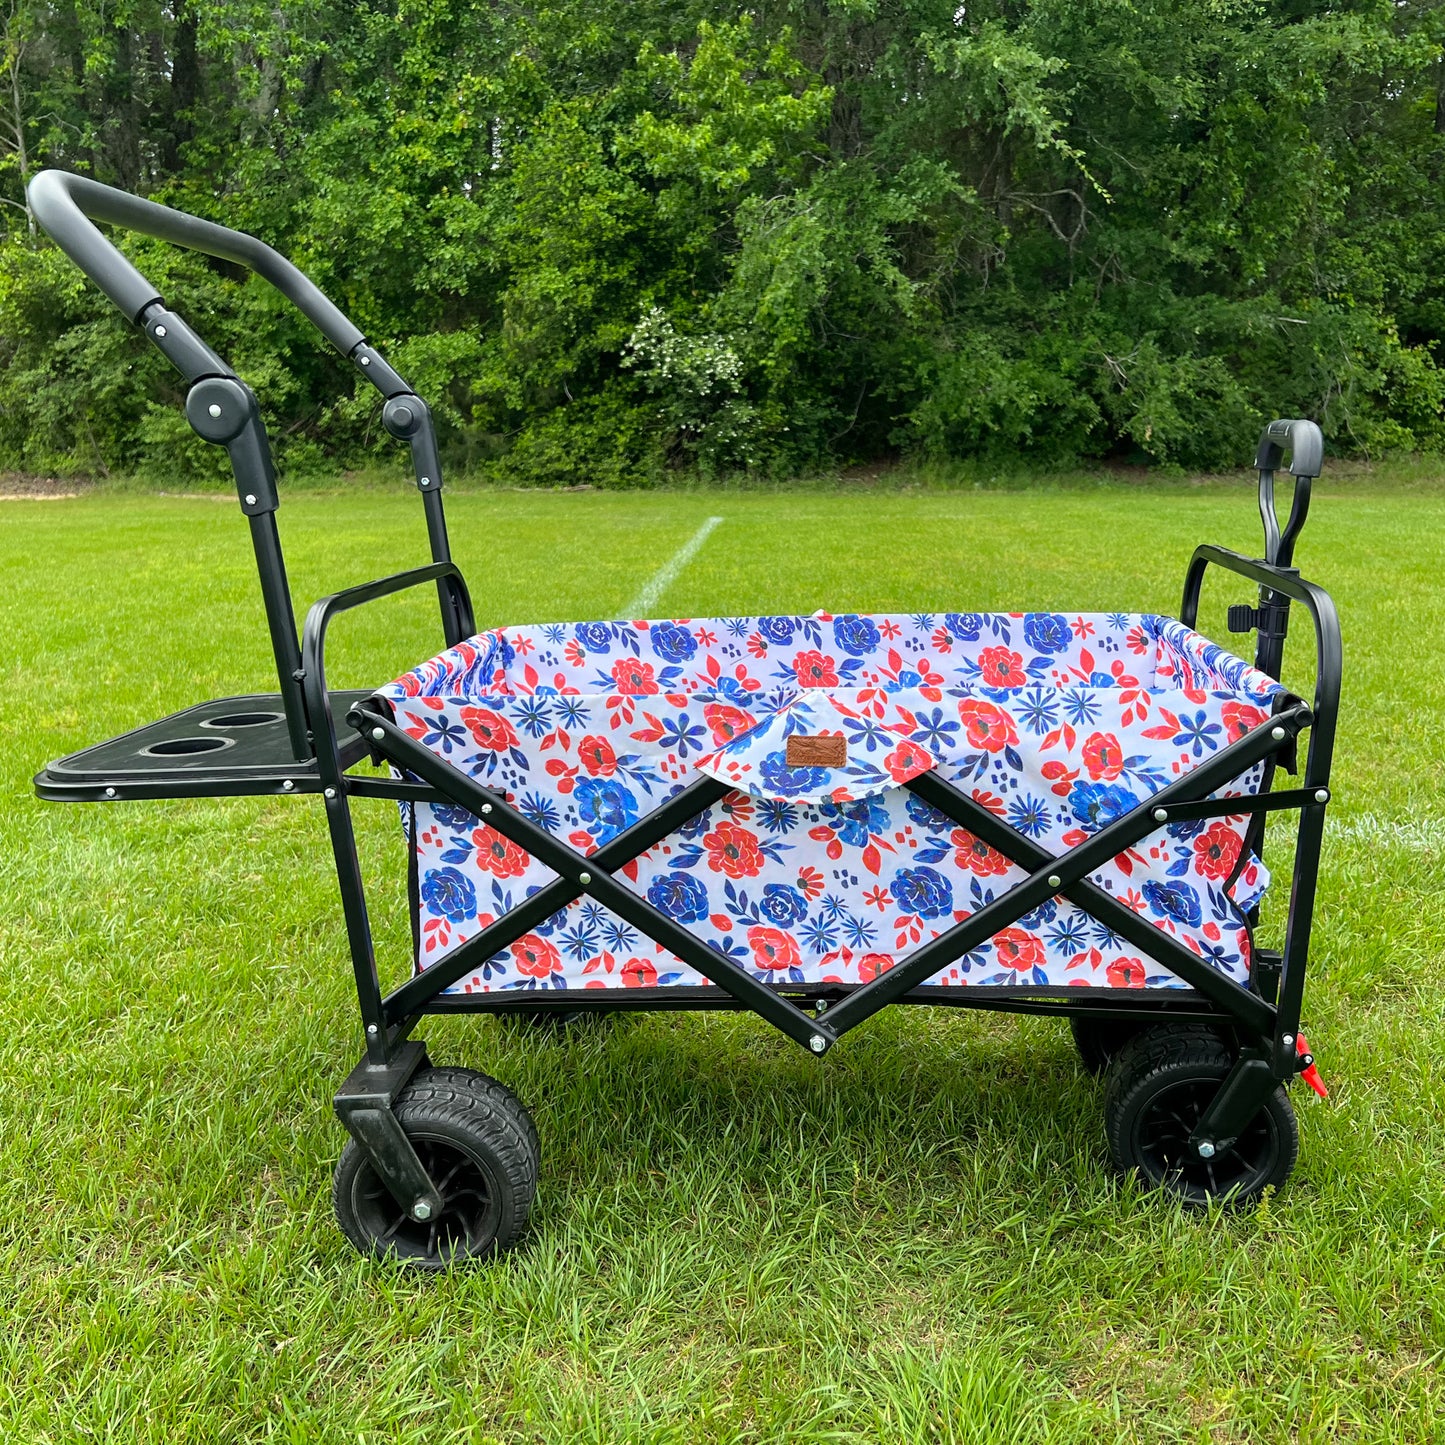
[28,171,1342,1268]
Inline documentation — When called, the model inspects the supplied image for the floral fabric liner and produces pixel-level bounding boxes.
[376,611,1282,996]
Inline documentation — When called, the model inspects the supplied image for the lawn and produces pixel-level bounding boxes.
[2,472,1444,1443]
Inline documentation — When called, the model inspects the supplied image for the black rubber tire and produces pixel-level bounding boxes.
[1103,1024,1298,1206]
[420,1064,541,1161]
[1069,1016,1147,1075]
[333,1066,539,1269]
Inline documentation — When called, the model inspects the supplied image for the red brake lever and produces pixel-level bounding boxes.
[1296,1032,1328,1099]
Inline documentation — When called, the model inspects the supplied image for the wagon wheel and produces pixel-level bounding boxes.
[333,1067,539,1269]
[1103,1025,1298,1206]
[1068,1015,1147,1075]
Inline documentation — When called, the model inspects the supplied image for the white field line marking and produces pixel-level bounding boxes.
[1334,814,1445,851]
[624,515,724,618]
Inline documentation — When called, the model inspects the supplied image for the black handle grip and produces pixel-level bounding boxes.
[1253,418,1321,569]
[1254,418,1323,479]
[26,169,365,355]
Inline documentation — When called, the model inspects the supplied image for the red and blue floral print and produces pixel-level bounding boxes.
[378,612,1280,995]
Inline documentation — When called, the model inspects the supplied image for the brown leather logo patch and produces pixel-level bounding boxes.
[786,734,847,768]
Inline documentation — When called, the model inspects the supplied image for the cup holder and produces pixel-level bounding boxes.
[139,735,236,758]
[200,710,285,730]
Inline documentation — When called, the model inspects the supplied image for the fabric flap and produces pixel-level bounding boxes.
[694,689,936,804]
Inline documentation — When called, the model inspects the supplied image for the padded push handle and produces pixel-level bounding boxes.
[1254,418,1321,569]
[26,169,364,354]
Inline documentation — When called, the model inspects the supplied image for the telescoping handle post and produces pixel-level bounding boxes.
[24,169,464,760]
[1227,418,1324,682]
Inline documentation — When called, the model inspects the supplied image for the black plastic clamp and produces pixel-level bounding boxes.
[332,1039,441,1220]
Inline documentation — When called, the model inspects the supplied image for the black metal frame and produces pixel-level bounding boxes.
[27,172,1342,1221]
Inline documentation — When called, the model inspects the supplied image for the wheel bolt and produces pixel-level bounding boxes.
[412,1200,433,1221]
[1197,1141,1216,1159]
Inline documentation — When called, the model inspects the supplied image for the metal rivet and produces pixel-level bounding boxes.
[1197,1141,1216,1159]
[480,803,492,814]
[366,1024,378,1037]
[1047,874,1062,889]
[578,871,592,885]
[281,779,294,792]
[1301,1055,1313,1067]
[324,787,337,800]
[1153,807,1168,823]
[104,787,117,798]
[1314,789,1328,803]
[154,324,167,337]
[1282,1034,1294,1048]
[207,403,222,418]
[244,494,257,505]
[1271,726,1287,740]
[412,1200,432,1221]
[815,999,829,1016]
[371,727,385,742]
[360,356,371,366]
[809,1034,827,1054]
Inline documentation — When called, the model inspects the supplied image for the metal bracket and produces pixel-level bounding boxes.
[332,1039,442,1221]
[1187,1052,1278,1158]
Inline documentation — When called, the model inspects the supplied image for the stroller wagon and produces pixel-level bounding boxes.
[29,171,1342,1268]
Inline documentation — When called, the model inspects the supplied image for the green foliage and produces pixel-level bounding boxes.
[1,0,1444,479]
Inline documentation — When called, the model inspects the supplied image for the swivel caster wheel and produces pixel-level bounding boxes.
[1103,1025,1297,1205]
[333,1066,539,1268]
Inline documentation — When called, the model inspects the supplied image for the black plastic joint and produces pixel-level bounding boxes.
[350,342,411,398]
[381,395,444,492]
[139,303,232,384]
[1258,596,1291,641]
[1227,604,1262,634]
[186,375,255,444]
[384,395,445,491]
[184,376,280,515]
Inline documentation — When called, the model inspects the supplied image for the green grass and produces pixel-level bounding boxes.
[2,474,1444,1443]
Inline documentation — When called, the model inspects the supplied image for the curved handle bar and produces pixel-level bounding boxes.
[1180,544,1341,789]
[26,170,464,761]
[300,561,477,783]
[27,169,365,354]
[1253,419,1322,569]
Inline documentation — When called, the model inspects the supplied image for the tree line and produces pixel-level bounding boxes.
[1,0,1442,481]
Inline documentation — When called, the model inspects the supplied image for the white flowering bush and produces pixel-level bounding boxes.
[622,307,762,470]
